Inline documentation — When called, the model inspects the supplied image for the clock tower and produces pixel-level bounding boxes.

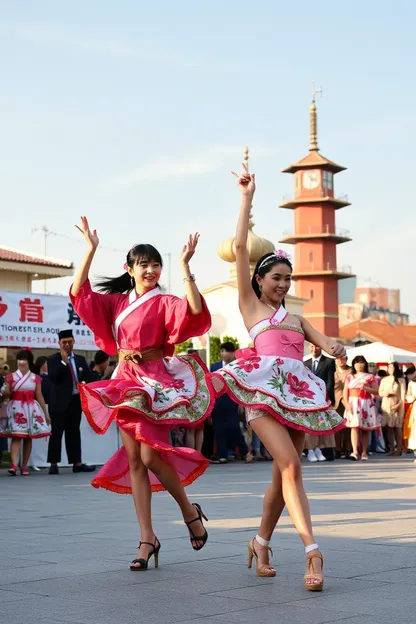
[279,85,354,337]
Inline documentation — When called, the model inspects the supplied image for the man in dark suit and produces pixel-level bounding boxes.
[304,344,336,462]
[47,329,95,475]
[210,342,252,464]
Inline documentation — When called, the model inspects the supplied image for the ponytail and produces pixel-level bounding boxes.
[95,272,133,294]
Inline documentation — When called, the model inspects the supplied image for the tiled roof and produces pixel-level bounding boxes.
[340,318,416,352]
[282,150,345,174]
[0,246,73,269]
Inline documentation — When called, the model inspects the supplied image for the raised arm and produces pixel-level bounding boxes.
[180,233,203,315]
[71,216,100,297]
[232,163,258,311]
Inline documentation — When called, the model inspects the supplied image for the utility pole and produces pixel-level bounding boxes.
[31,225,52,293]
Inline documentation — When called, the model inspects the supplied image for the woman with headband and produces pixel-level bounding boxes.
[212,164,346,591]
[70,218,215,571]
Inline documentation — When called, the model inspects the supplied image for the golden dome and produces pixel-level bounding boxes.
[218,214,275,267]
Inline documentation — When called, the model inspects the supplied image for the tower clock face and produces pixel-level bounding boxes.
[302,170,320,189]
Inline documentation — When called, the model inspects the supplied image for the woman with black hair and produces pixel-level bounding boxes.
[212,164,346,592]
[343,355,379,461]
[0,350,50,475]
[379,362,406,455]
[70,217,215,570]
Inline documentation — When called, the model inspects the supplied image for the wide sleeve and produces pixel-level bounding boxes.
[164,294,211,347]
[69,280,118,356]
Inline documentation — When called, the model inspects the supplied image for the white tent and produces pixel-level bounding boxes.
[346,342,416,365]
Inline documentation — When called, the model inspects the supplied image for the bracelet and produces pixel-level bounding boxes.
[183,274,196,282]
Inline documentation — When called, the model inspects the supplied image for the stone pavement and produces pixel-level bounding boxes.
[1,455,416,624]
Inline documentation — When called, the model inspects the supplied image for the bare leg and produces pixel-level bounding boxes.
[253,428,305,568]
[350,428,361,458]
[22,439,32,466]
[186,429,196,449]
[361,431,370,459]
[10,438,21,466]
[119,429,156,566]
[140,443,206,548]
[251,416,322,582]
[195,429,204,453]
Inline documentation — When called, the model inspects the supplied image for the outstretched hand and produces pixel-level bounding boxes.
[75,216,99,251]
[180,233,200,265]
[231,162,256,197]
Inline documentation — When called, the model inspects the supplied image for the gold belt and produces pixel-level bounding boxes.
[118,348,164,365]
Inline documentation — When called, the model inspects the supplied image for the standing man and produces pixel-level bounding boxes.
[304,344,336,462]
[210,342,252,464]
[47,329,95,474]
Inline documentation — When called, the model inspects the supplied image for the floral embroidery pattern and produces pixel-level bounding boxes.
[237,356,262,374]
[96,355,212,424]
[287,373,315,400]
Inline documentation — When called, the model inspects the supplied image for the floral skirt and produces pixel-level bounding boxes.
[212,355,345,435]
[0,400,50,439]
[80,354,215,494]
[345,397,378,430]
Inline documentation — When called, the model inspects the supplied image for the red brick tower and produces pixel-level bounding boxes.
[279,85,354,337]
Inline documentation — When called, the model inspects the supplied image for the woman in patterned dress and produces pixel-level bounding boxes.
[343,355,379,461]
[212,164,346,591]
[0,350,50,475]
[70,218,215,571]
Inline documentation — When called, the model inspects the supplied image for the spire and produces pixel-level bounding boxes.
[309,80,322,152]
[243,146,255,230]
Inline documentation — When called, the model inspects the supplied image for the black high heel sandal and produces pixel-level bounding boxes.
[130,537,161,571]
[185,503,208,551]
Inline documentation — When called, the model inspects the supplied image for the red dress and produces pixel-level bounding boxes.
[70,281,215,494]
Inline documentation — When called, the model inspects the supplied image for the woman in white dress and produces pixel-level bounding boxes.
[0,350,50,475]
[379,362,406,455]
[344,355,379,461]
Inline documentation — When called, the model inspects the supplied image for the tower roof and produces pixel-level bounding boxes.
[282,82,346,174]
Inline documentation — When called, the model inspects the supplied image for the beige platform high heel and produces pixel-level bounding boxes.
[304,551,324,591]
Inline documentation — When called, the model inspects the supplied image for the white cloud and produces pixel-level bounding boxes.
[105,144,282,188]
[6,25,285,73]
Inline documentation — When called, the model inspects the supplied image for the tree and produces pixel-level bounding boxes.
[209,336,221,365]
[175,339,193,355]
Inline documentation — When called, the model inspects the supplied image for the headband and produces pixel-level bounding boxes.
[258,249,292,271]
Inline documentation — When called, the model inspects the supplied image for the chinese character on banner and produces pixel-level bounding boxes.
[19,298,44,323]
[67,303,84,326]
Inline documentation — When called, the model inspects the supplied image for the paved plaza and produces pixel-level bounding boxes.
[1,456,416,624]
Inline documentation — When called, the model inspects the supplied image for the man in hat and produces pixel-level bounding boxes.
[47,329,95,474]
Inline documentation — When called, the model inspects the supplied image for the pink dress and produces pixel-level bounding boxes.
[0,370,50,439]
[344,373,378,430]
[212,306,345,435]
[70,280,215,494]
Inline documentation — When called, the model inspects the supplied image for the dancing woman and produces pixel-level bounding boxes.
[70,218,215,570]
[212,165,346,591]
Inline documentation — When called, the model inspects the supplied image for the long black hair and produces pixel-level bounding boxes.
[95,244,163,294]
[16,349,35,372]
[34,355,47,375]
[389,361,403,382]
[251,252,293,306]
[351,355,368,374]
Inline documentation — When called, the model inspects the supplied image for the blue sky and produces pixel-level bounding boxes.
[1,1,414,320]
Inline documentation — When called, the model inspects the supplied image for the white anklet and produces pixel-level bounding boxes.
[255,534,270,547]
[305,543,319,554]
